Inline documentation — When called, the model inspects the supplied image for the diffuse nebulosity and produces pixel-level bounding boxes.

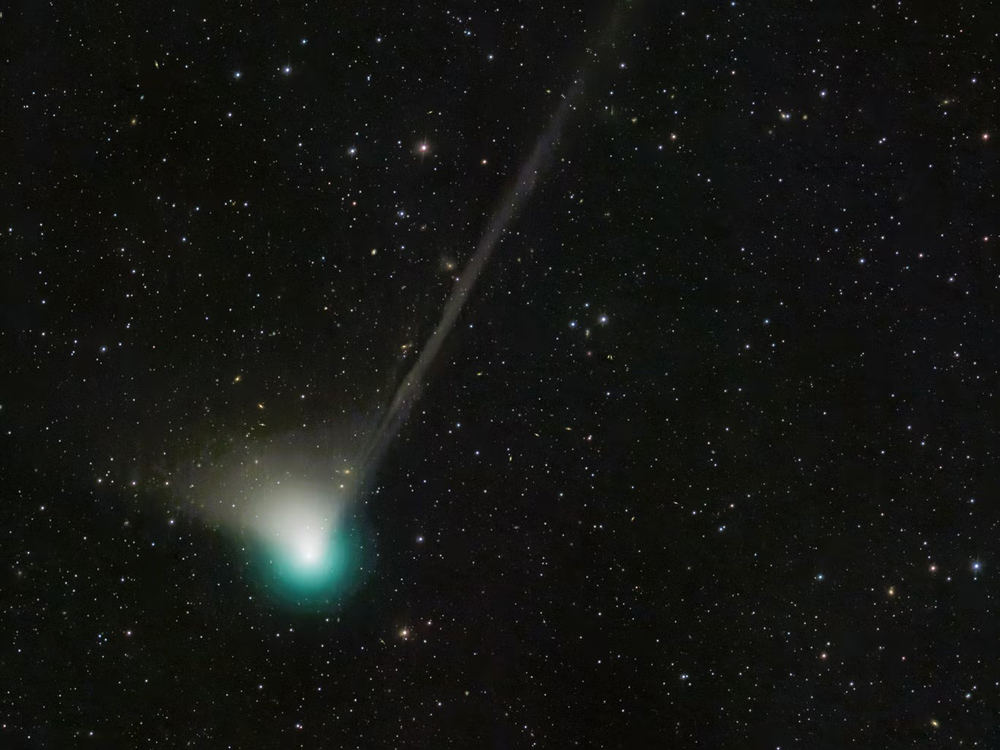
[185,65,588,609]
[187,433,373,609]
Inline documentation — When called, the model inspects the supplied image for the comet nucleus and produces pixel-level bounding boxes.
[250,487,353,596]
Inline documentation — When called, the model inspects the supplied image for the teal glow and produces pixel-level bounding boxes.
[251,518,370,609]
[271,523,349,592]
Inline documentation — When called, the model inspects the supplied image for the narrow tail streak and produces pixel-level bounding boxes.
[361,76,586,470]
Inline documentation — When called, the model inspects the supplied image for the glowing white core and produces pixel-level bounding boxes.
[293,531,326,569]
[249,487,339,573]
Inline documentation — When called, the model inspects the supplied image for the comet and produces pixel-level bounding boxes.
[180,4,631,606]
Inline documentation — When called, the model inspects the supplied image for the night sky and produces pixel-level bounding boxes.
[3,1,998,747]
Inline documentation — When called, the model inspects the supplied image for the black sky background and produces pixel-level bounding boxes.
[2,0,998,747]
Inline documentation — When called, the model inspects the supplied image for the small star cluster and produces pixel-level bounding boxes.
[2,0,997,748]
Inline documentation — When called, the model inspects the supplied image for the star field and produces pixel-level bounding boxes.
[2,1,998,747]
